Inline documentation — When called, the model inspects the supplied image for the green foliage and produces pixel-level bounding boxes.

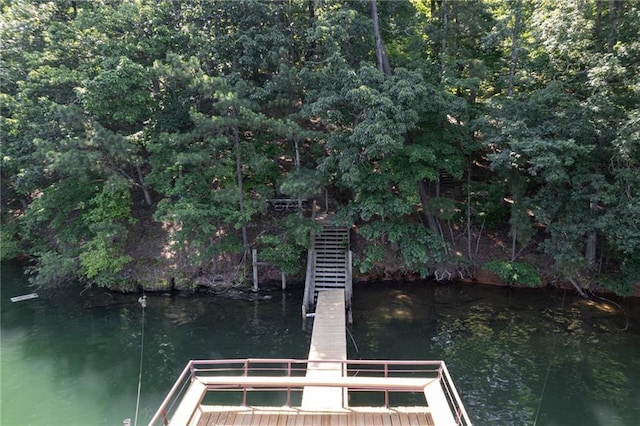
[358,220,449,277]
[258,215,318,275]
[258,235,303,276]
[83,56,152,129]
[466,181,509,230]
[78,177,134,286]
[0,220,21,260]
[356,243,385,275]
[2,0,639,293]
[279,168,323,199]
[26,250,78,288]
[484,260,542,287]
[79,237,132,284]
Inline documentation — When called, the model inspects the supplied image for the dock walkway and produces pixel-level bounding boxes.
[301,290,347,410]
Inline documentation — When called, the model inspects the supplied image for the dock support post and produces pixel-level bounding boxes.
[252,248,259,291]
[281,272,286,290]
[346,250,353,325]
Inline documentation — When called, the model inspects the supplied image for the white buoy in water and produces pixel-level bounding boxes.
[10,293,39,302]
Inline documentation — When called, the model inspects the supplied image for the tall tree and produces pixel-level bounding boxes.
[370,0,392,77]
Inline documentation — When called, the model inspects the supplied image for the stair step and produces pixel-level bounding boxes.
[304,217,352,316]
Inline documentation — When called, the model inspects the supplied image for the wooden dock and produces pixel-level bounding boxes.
[301,290,347,410]
[149,288,472,425]
[149,359,470,426]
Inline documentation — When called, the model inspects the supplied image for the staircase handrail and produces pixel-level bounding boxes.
[302,248,315,317]
[346,250,353,324]
[302,201,318,318]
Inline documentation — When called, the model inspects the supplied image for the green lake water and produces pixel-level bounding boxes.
[2,261,639,425]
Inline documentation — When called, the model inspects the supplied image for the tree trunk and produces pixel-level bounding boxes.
[608,0,621,53]
[466,165,473,262]
[507,0,522,97]
[586,201,598,268]
[136,164,153,206]
[233,123,249,252]
[370,0,392,77]
[418,179,442,236]
[440,0,448,84]
[294,139,303,216]
[569,278,589,299]
[586,231,597,268]
[595,0,605,43]
[305,0,317,61]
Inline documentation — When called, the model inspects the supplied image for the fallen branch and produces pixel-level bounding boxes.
[569,278,588,299]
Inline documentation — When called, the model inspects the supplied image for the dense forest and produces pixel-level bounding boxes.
[1,0,638,295]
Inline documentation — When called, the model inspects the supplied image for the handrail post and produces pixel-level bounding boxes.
[286,361,292,407]
[302,201,318,320]
[302,248,315,318]
[384,362,389,408]
[346,250,353,324]
[252,248,259,291]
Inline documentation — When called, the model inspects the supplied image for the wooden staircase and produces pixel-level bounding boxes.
[303,217,353,324]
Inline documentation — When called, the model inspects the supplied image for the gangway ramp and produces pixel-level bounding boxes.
[301,289,347,410]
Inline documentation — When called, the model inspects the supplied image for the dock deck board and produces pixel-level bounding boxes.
[198,407,434,426]
[301,289,347,410]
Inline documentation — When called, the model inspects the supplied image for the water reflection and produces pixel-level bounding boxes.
[2,262,639,426]
[351,282,640,426]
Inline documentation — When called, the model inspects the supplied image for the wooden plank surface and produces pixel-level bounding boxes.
[302,289,347,410]
[197,407,434,426]
[169,379,206,426]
